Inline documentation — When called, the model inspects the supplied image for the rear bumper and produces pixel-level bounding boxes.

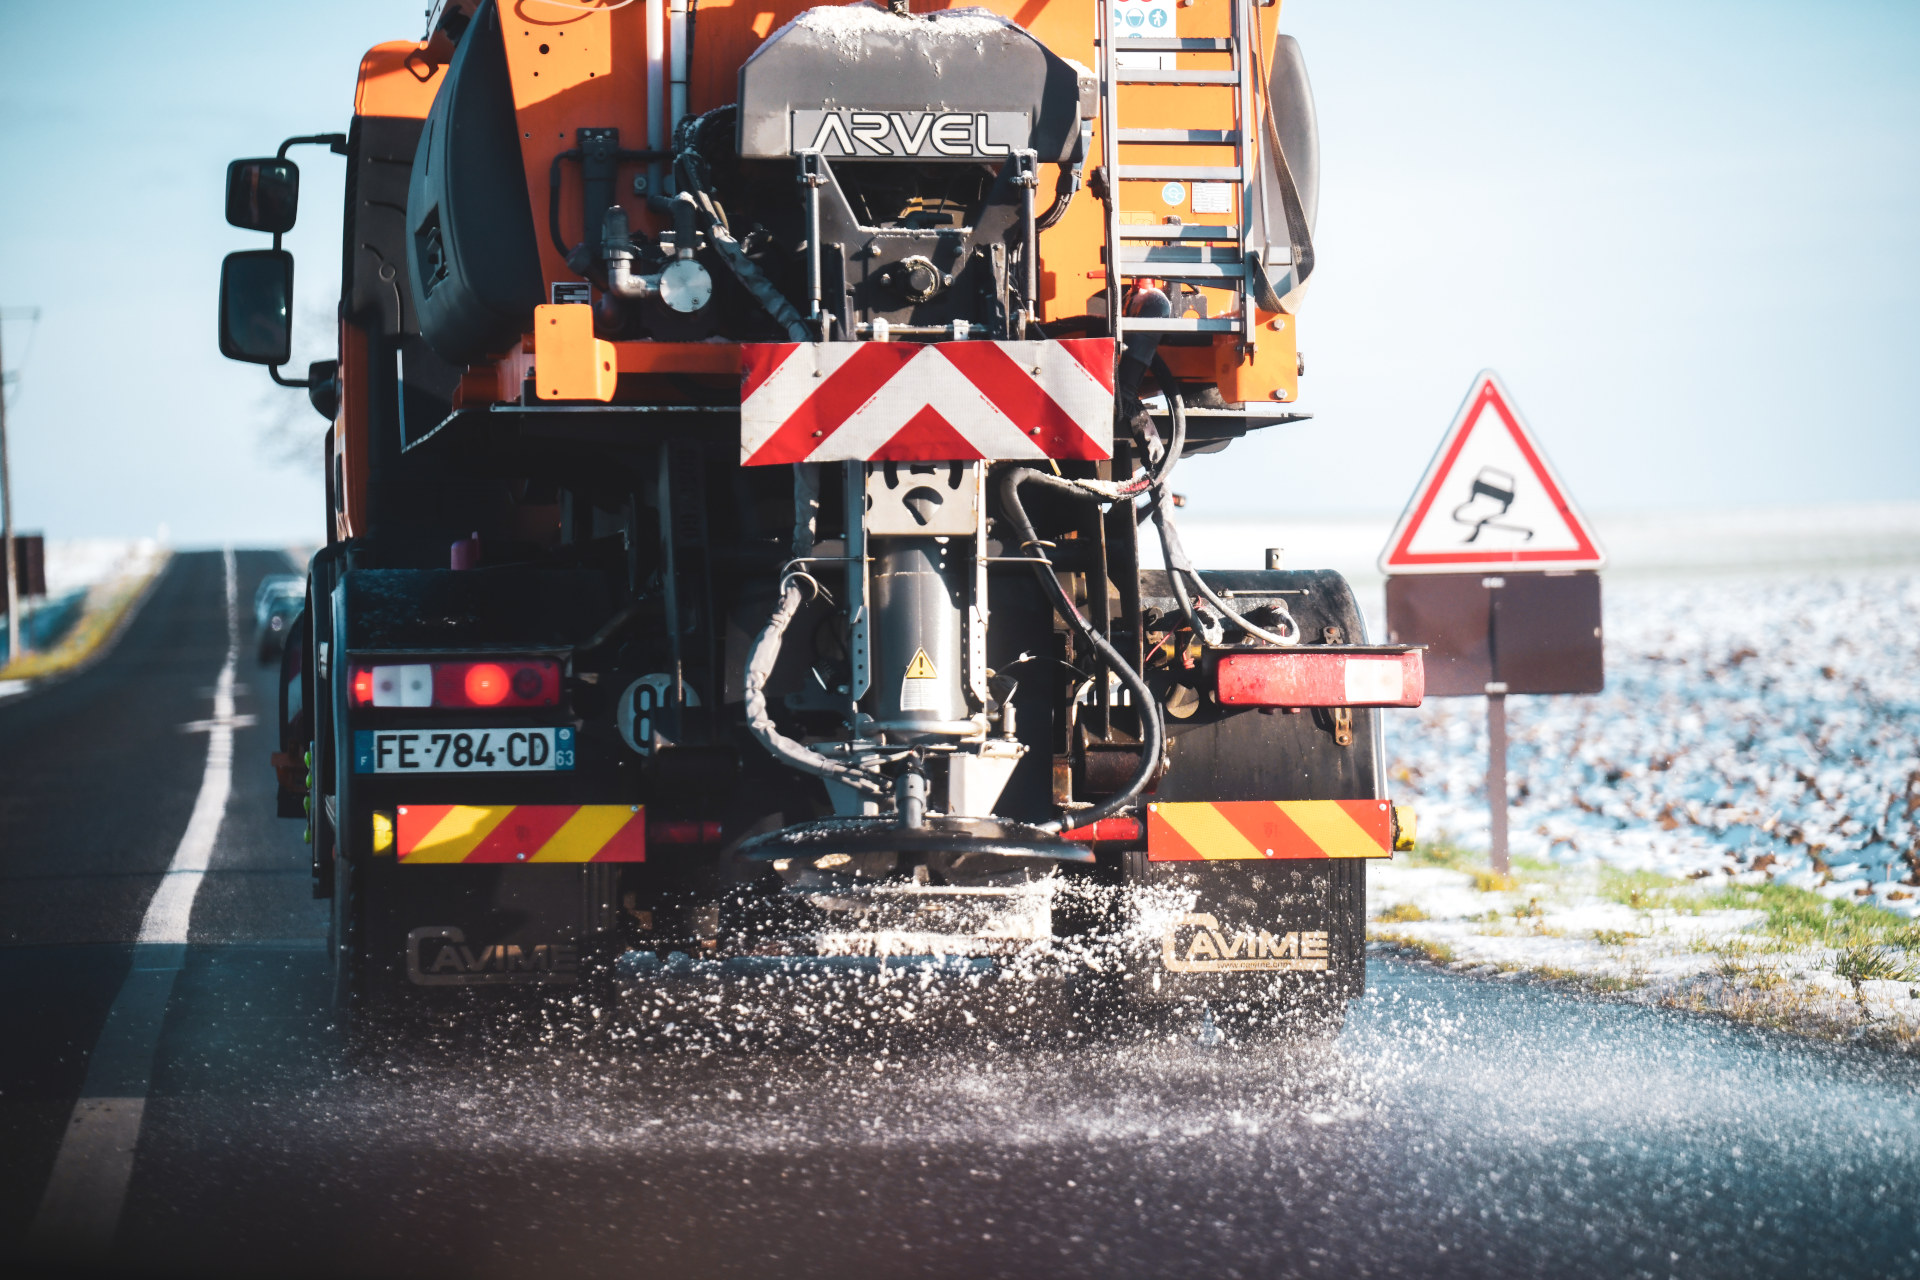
[390,803,647,863]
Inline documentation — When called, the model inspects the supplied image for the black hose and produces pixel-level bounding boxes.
[1133,356,1205,637]
[1145,359,1298,646]
[1035,168,1078,231]
[997,468,1165,833]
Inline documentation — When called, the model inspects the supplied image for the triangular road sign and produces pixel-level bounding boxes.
[1378,371,1605,574]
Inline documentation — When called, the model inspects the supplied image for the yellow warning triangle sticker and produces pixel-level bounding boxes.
[904,648,938,679]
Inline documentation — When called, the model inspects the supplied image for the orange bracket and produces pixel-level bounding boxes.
[534,304,618,402]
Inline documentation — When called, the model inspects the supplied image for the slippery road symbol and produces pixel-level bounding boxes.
[1378,371,1605,573]
[1450,467,1534,544]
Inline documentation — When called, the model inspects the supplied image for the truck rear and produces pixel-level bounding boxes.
[217,0,1418,1026]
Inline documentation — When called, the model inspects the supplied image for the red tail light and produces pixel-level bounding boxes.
[1215,649,1425,708]
[346,659,562,709]
[647,820,724,846]
[461,663,510,707]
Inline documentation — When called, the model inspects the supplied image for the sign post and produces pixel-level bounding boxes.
[1378,372,1605,873]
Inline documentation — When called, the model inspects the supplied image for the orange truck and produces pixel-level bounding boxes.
[217,0,1416,1022]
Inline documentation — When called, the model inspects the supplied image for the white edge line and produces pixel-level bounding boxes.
[30,548,238,1256]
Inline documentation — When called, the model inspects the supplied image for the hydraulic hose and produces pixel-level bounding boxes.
[1145,358,1300,646]
[743,575,887,797]
[708,225,811,341]
[1035,165,1080,231]
[1137,357,1206,639]
[997,468,1165,833]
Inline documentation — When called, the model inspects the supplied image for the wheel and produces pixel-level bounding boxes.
[325,831,363,1011]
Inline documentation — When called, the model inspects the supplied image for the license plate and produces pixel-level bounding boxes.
[354,727,576,773]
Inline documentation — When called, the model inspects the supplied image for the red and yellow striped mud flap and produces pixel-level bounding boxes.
[1146,800,1393,862]
[396,805,646,864]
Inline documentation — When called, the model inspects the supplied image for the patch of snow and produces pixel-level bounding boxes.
[779,2,1021,62]
[40,537,162,598]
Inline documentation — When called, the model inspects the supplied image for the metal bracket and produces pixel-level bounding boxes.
[1013,149,1040,334]
[844,460,871,701]
[797,150,829,338]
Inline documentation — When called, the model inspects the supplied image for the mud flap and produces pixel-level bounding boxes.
[1123,568,1386,1012]
[1119,855,1366,1007]
[353,860,621,993]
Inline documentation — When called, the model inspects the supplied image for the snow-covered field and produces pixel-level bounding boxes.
[37,537,166,600]
[1391,567,1920,915]
[0,538,168,692]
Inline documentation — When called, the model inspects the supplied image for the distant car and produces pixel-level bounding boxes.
[254,573,305,664]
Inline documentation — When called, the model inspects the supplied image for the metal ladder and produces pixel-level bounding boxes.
[1096,0,1281,346]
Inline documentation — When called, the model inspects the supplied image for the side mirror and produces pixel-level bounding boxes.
[306,359,340,420]
[219,249,294,366]
[226,158,300,234]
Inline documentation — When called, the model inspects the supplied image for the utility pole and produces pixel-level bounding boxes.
[1,312,16,665]
[0,307,39,667]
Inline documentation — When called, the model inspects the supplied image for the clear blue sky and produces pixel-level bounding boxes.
[1,0,1915,543]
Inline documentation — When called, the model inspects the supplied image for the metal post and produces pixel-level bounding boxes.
[1486,688,1508,874]
[0,315,17,665]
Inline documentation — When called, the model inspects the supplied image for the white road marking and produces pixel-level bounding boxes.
[31,548,239,1258]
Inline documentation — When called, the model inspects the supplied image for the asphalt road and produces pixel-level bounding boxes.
[3,550,1918,1279]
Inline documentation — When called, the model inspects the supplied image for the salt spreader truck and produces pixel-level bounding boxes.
[216,0,1419,1018]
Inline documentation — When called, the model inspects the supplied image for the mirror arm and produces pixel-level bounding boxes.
[268,364,314,389]
[276,133,348,161]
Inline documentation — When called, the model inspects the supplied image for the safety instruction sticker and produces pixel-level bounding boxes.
[900,648,940,711]
[1111,0,1175,69]
[1191,182,1234,215]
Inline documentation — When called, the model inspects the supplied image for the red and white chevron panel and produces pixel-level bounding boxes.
[739,338,1115,466]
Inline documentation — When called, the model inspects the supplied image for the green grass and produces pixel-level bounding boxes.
[1834,945,1920,1011]
[1610,875,1920,962]
[1403,840,1559,890]
[1375,901,1430,923]
[1533,967,1645,994]
[1591,929,1642,947]
[1373,932,1454,964]
[1694,883,1920,952]
[1402,840,1477,871]
[1598,868,1701,912]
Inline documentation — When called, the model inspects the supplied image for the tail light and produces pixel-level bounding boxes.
[348,659,562,708]
[1214,649,1425,708]
[648,820,724,846]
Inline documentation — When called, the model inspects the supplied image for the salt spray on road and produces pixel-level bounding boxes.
[30,548,239,1258]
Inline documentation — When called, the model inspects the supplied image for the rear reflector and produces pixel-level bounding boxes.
[1147,800,1395,861]
[1215,649,1424,708]
[350,659,562,709]
[648,819,724,846]
[395,804,645,862]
